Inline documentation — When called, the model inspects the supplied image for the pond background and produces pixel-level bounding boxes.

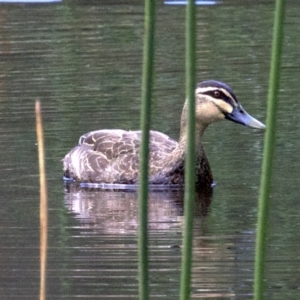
[0,0,299,299]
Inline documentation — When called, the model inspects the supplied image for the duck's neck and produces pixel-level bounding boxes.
[150,105,212,185]
[178,106,207,151]
[149,108,210,185]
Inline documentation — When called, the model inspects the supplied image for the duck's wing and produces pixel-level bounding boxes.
[149,131,177,155]
[64,129,177,183]
[78,129,134,159]
[80,129,177,158]
[78,129,126,148]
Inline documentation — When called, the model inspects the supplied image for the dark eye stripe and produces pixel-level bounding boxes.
[196,86,239,107]
[203,89,237,106]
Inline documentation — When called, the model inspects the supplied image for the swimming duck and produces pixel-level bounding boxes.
[63,80,265,188]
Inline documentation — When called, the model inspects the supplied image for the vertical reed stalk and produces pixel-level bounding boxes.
[179,0,196,300]
[138,1,156,299]
[254,1,285,299]
[36,101,48,300]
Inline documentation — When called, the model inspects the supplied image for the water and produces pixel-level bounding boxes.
[0,1,299,299]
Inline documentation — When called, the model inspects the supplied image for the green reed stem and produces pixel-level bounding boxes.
[180,1,196,300]
[254,1,285,299]
[138,1,155,300]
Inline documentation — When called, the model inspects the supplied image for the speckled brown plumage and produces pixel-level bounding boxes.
[63,80,265,188]
[63,129,212,187]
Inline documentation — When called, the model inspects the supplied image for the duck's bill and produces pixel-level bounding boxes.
[225,105,266,129]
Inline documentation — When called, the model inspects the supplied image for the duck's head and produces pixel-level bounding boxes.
[194,80,266,129]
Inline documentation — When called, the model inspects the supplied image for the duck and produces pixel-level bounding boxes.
[63,80,265,188]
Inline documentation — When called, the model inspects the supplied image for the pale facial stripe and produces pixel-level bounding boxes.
[195,86,238,114]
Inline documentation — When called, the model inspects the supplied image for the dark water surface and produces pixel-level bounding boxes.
[0,1,299,299]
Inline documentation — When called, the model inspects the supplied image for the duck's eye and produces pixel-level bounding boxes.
[213,91,221,98]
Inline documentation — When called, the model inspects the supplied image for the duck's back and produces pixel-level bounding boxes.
[63,129,178,183]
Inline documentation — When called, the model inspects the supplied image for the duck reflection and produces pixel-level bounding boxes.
[63,185,254,298]
[64,185,213,234]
